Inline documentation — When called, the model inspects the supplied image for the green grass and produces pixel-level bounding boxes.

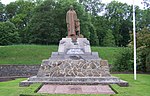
[0,45,58,65]
[112,74,150,96]
[0,74,150,96]
[0,45,128,65]
[0,78,41,96]
[91,47,127,64]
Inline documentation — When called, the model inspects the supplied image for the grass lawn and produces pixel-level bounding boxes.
[0,45,58,65]
[0,45,127,65]
[0,74,149,96]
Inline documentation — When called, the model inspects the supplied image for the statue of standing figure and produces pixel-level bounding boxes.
[66,5,80,38]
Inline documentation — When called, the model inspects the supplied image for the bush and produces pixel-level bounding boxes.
[113,48,133,72]
[0,21,20,45]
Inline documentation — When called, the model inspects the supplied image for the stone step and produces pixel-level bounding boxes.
[38,85,116,94]
[29,76,120,82]
[20,78,128,87]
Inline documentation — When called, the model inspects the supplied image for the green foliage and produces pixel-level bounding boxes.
[0,0,149,47]
[0,0,149,72]
[105,1,132,46]
[0,1,5,21]
[89,23,99,46]
[0,1,4,13]
[92,16,109,46]
[102,29,115,47]
[28,0,59,44]
[113,48,133,72]
[27,0,93,45]
[5,0,35,19]
[5,2,18,18]
[136,27,150,72]
[79,0,104,16]
[5,0,35,43]
[0,21,20,45]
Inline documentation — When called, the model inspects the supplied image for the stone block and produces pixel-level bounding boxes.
[35,59,111,77]
[100,60,108,66]
[58,38,91,53]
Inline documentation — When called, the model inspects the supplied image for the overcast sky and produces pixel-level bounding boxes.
[1,0,144,8]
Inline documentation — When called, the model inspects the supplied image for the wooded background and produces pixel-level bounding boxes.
[0,0,150,72]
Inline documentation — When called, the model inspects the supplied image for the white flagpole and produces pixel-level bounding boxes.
[133,0,137,80]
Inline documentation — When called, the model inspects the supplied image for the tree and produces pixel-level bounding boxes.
[105,1,132,46]
[140,9,150,29]
[89,23,99,46]
[92,16,112,46]
[0,1,6,22]
[0,21,20,45]
[102,29,115,47]
[5,2,18,19]
[27,0,58,44]
[5,0,36,43]
[27,0,93,45]
[136,27,150,72]
[79,0,104,16]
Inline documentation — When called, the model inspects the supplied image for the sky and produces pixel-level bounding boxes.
[1,0,144,9]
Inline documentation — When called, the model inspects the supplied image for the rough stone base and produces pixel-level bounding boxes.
[19,59,128,87]
[37,59,110,77]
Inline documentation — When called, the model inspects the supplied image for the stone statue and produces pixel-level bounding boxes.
[66,5,80,37]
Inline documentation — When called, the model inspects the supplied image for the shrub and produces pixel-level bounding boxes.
[113,48,133,72]
[0,21,20,45]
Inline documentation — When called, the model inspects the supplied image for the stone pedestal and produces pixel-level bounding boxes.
[58,38,91,53]
[37,59,110,77]
[20,38,128,87]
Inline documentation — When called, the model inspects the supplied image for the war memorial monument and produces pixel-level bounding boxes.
[20,5,128,87]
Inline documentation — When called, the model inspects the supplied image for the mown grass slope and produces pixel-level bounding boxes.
[0,45,127,65]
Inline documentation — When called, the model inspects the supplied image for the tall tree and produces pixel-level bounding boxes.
[92,16,111,46]
[27,0,94,45]
[5,0,35,43]
[79,0,104,16]
[28,0,58,44]
[105,1,132,46]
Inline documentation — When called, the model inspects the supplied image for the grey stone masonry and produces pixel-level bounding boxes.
[37,59,110,77]
[20,38,128,87]
[58,38,91,53]
[0,65,40,77]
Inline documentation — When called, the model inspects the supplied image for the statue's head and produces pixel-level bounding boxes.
[70,5,74,10]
